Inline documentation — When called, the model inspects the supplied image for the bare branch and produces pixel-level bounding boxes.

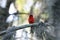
[0,22,40,36]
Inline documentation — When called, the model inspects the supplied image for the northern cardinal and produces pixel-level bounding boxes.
[28,15,34,33]
[28,15,34,23]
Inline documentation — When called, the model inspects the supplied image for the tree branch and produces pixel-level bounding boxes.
[0,22,40,36]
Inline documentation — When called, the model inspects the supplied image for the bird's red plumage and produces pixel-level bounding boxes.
[28,15,34,24]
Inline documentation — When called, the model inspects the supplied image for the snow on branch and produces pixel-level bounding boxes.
[0,22,43,36]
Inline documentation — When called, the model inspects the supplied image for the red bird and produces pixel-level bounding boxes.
[28,15,34,24]
[28,15,34,33]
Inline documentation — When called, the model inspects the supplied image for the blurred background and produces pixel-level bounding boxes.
[0,0,60,40]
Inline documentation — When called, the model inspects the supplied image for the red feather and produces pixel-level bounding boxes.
[28,15,34,24]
